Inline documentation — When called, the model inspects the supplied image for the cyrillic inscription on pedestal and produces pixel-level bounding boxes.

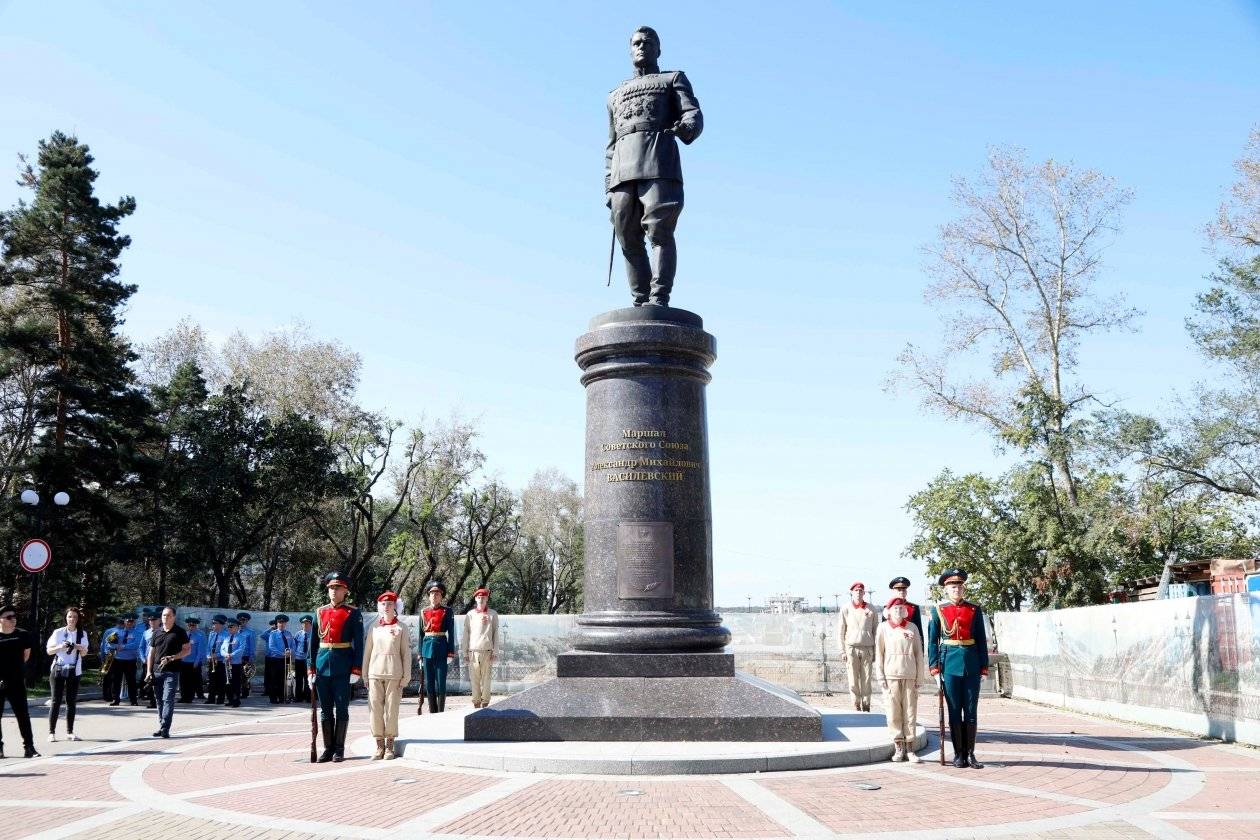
[617,521,674,599]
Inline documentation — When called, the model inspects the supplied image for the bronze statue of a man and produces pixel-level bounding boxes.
[606,26,703,307]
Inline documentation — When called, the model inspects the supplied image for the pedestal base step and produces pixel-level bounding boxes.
[464,672,822,742]
[557,651,734,678]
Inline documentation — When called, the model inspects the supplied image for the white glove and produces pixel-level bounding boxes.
[349,673,361,685]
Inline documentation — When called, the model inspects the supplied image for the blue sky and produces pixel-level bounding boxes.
[2,1,1258,609]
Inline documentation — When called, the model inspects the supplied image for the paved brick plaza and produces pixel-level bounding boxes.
[3,696,1258,839]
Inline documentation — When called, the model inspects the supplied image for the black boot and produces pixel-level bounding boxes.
[332,718,348,762]
[427,693,438,714]
[317,720,335,763]
[950,725,967,767]
[966,722,984,769]
[437,694,446,713]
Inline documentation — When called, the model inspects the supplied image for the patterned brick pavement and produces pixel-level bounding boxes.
[3,696,1259,839]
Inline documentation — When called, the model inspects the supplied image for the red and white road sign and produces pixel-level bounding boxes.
[19,538,51,573]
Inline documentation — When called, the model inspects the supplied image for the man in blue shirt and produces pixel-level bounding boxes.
[107,614,141,706]
[261,618,277,700]
[179,616,205,703]
[265,615,296,704]
[205,615,227,705]
[293,616,312,702]
[219,619,247,707]
[236,613,255,698]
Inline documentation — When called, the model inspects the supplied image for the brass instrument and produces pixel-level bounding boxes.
[243,661,256,682]
[284,648,295,703]
[101,630,118,675]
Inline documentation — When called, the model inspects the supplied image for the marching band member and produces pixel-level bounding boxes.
[205,615,227,705]
[293,615,312,702]
[264,615,296,704]
[220,618,246,708]
[236,613,255,697]
[179,616,205,703]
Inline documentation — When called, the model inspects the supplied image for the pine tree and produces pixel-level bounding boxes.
[0,132,152,628]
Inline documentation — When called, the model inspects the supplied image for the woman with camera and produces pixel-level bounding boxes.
[46,606,89,742]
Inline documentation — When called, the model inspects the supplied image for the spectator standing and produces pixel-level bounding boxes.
[45,606,89,742]
[145,607,191,738]
[0,604,39,758]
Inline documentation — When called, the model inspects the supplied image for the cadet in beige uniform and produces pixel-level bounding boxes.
[461,587,499,709]
[838,581,878,711]
[362,591,412,760]
[877,596,924,762]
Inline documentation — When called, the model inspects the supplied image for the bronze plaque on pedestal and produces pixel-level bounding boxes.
[617,521,674,599]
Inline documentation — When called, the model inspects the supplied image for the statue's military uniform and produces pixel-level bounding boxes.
[605,70,702,306]
[927,569,989,768]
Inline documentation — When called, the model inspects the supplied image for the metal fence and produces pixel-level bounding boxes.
[995,594,1260,745]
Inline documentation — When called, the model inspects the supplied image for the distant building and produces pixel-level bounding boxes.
[768,595,806,615]
[1108,557,1259,602]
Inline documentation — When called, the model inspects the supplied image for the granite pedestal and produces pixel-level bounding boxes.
[465,307,822,742]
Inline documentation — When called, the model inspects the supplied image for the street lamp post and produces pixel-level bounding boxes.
[746,596,751,614]
[19,488,70,685]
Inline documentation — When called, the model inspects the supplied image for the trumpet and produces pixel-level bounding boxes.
[208,654,218,675]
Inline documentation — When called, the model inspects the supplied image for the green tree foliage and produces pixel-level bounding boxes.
[0,130,584,624]
[904,470,1035,613]
[0,132,151,627]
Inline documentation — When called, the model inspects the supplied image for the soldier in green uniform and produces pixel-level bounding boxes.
[308,571,364,762]
[927,568,989,769]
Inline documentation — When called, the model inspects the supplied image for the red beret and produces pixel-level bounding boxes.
[474,587,490,597]
[850,581,866,591]
[885,597,907,609]
[377,591,399,603]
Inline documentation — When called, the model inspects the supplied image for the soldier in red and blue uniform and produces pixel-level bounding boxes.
[308,571,364,762]
[420,581,456,713]
[927,568,989,769]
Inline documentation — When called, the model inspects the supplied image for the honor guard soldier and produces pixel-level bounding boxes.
[363,592,411,760]
[927,568,989,769]
[420,581,456,713]
[461,587,499,709]
[310,571,364,762]
[838,582,878,711]
[877,597,924,762]
[219,618,246,707]
[138,611,160,708]
[293,616,312,702]
[205,615,227,704]
[887,576,924,639]
[108,613,141,705]
[179,616,205,703]
[236,613,255,697]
